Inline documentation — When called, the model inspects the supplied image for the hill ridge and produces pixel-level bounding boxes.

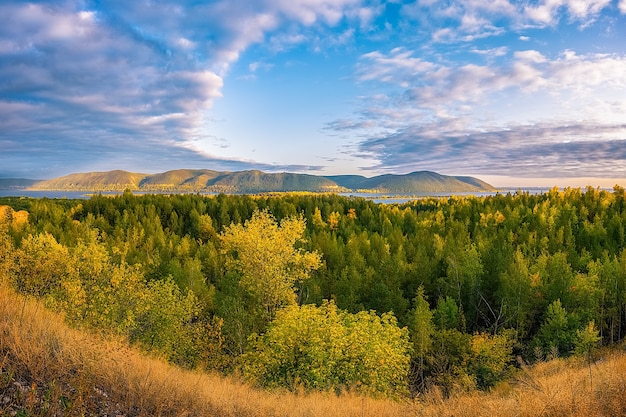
[25,169,497,193]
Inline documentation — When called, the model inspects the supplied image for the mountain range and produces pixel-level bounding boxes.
[2,169,497,194]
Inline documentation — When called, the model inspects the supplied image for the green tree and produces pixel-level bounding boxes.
[409,286,434,391]
[535,299,577,356]
[574,320,601,359]
[467,331,514,389]
[0,227,12,286]
[434,296,462,331]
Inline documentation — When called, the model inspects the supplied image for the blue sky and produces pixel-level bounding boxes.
[1,0,626,187]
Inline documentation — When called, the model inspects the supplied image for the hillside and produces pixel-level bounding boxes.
[0,178,39,189]
[139,169,223,190]
[0,284,411,417]
[2,284,625,417]
[207,170,344,193]
[342,171,498,193]
[28,169,496,193]
[32,170,147,191]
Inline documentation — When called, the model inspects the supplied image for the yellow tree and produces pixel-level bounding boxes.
[244,301,410,397]
[0,227,12,286]
[220,210,321,321]
[11,232,75,297]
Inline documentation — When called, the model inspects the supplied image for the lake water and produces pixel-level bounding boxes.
[0,188,552,203]
[340,189,552,204]
[0,190,113,199]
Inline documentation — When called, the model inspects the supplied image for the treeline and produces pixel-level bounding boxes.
[1,186,625,397]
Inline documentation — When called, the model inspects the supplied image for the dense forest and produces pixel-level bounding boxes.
[1,186,625,398]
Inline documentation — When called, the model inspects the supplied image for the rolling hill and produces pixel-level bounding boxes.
[27,169,497,193]
[328,171,497,193]
[31,170,147,191]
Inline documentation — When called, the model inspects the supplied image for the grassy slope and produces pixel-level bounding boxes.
[0,285,411,417]
[2,284,625,416]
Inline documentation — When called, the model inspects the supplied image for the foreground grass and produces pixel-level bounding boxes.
[2,284,626,416]
[0,285,412,417]
[417,352,626,417]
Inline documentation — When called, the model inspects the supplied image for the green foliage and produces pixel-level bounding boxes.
[410,286,434,358]
[0,228,13,286]
[3,185,626,397]
[467,331,514,389]
[243,301,410,397]
[534,299,578,356]
[574,321,601,359]
[409,286,434,390]
[428,328,473,394]
[8,230,202,367]
[434,296,462,331]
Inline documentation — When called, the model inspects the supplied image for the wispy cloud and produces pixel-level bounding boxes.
[354,123,626,177]
[1,0,625,181]
[0,0,370,177]
[402,0,616,43]
[330,45,626,177]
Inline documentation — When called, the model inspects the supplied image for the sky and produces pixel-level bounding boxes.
[1,0,626,187]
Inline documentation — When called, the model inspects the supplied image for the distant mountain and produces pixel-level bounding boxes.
[334,171,497,193]
[33,170,147,191]
[139,169,222,190]
[209,170,343,193]
[324,175,369,190]
[26,169,496,194]
[0,178,39,189]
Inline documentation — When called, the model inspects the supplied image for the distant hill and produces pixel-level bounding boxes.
[334,171,497,193]
[33,170,147,191]
[0,178,39,189]
[324,175,369,190]
[26,169,496,193]
[139,169,223,190]
[208,170,343,193]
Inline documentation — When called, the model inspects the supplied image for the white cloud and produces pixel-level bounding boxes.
[403,0,615,43]
[565,0,611,19]
[336,46,626,177]
[0,0,378,177]
[0,2,225,163]
[523,0,612,25]
[357,48,626,110]
[471,46,509,57]
[357,48,436,85]
[514,50,547,63]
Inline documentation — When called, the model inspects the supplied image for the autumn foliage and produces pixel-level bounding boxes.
[1,185,626,402]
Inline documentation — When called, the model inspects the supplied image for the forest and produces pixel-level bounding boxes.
[1,186,625,398]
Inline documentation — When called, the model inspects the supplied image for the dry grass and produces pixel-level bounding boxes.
[0,285,414,416]
[413,349,626,417]
[2,283,626,416]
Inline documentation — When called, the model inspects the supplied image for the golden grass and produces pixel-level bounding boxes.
[0,285,413,416]
[2,282,626,416]
[412,348,626,417]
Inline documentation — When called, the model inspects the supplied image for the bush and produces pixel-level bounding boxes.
[244,301,410,397]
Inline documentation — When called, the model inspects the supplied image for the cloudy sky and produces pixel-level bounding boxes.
[2,0,626,186]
